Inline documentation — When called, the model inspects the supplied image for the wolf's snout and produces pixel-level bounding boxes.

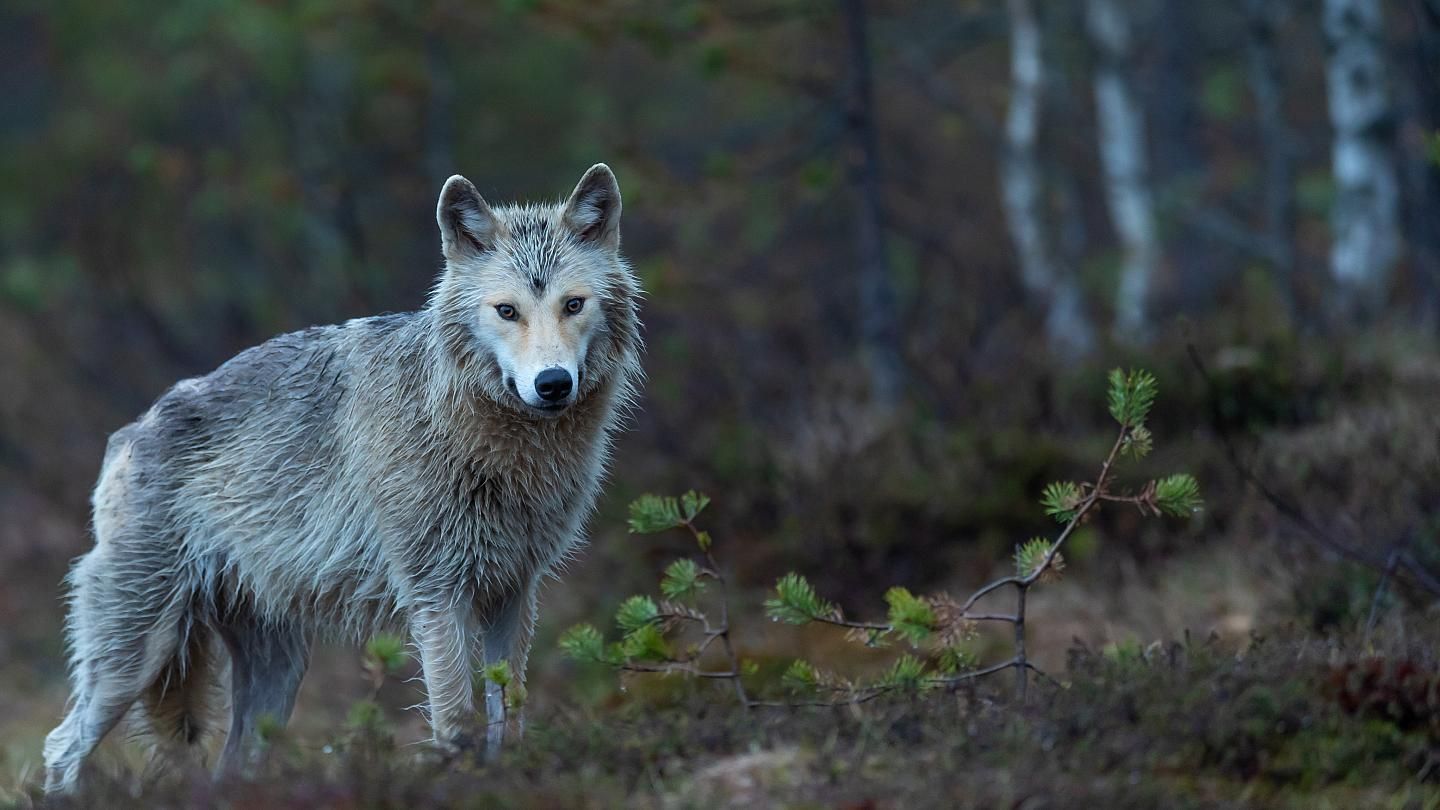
[534,368,573,403]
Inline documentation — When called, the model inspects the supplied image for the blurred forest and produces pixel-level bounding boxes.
[2,0,1440,801]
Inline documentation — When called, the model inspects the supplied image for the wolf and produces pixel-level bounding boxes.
[42,164,643,794]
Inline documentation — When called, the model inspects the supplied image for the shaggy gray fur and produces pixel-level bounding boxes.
[42,165,643,794]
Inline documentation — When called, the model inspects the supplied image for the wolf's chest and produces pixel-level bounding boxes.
[417,445,598,575]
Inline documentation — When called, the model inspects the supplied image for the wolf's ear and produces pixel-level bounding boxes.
[437,175,501,263]
[562,163,622,250]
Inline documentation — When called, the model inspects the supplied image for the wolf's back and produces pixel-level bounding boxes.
[93,313,428,629]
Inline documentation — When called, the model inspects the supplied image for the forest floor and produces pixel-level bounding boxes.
[5,616,1439,809]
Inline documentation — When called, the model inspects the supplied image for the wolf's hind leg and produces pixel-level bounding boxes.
[216,619,310,775]
[44,546,188,795]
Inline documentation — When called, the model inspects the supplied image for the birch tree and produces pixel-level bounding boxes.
[1323,0,1401,316]
[1000,0,1095,355]
[1086,0,1160,340]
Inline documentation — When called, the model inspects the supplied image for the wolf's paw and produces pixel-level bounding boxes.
[421,731,480,768]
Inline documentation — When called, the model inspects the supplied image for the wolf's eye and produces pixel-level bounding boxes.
[565,297,585,315]
[495,304,518,321]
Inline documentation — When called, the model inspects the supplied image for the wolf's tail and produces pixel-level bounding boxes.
[135,615,223,772]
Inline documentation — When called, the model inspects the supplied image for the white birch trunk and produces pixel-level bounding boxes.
[1323,0,1401,314]
[1086,0,1160,341]
[1001,0,1094,355]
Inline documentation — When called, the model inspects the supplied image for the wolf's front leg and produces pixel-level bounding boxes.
[481,580,539,758]
[410,604,476,748]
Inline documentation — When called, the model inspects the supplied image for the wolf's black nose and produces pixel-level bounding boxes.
[534,368,573,402]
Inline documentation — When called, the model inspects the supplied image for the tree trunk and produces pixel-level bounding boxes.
[1245,0,1297,294]
[1323,0,1402,318]
[1401,0,1440,327]
[1085,0,1160,341]
[1150,0,1214,313]
[1000,0,1095,356]
[841,0,903,406]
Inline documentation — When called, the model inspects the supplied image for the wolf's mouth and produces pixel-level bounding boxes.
[505,376,570,415]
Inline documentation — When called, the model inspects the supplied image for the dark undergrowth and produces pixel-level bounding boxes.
[17,620,1440,810]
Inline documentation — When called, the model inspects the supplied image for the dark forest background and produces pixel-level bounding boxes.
[2,0,1439,796]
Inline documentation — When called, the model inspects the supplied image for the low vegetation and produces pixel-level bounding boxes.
[560,369,1202,707]
[8,367,1439,809]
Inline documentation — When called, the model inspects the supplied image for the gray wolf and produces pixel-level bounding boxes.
[42,164,643,794]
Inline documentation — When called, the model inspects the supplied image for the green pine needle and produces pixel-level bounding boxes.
[364,633,409,674]
[679,490,711,522]
[781,659,820,694]
[660,558,706,601]
[628,491,712,535]
[615,595,661,634]
[936,646,978,675]
[627,494,685,534]
[1013,537,1053,578]
[619,623,671,662]
[1121,424,1154,459]
[1041,481,1084,524]
[558,624,608,664]
[346,699,386,732]
[765,573,837,625]
[884,587,938,644]
[881,654,929,692]
[482,660,512,688]
[1154,473,1203,517]
[1107,368,1159,428]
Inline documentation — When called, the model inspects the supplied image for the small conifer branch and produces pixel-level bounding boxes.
[806,615,894,632]
[620,661,739,679]
[962,613,1019,623]
[929,656,1027,687]
[682,517,750,706]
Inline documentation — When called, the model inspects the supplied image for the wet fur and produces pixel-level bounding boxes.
[43,165,642,793]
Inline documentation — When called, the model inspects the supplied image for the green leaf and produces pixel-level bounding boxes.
[660,558,706,601]
[1154,474,1203,517]
[884,587,938,645]
[1041,481,1084,524]
[615,595,661,634]
[781,659,820,694]
[764,573,837,625]
[881,654,929,693]
[1107,368,1159,428]
[620,623,671,662]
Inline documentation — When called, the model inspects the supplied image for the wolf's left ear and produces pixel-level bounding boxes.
[437,175,501,264]
[562,163,622,250]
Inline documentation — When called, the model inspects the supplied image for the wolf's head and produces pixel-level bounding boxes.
[431,164,642,418]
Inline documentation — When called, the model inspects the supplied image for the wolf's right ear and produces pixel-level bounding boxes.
[437,175,501,264]
[562,163,622,251]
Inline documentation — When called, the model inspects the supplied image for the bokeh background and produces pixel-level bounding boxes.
[2,0,1438,779]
